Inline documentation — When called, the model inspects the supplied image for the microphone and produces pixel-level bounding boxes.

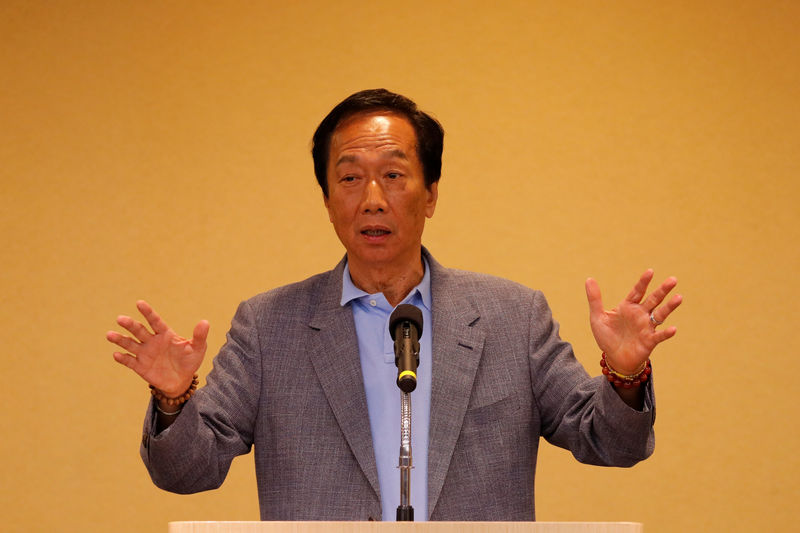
[389,304,423,393]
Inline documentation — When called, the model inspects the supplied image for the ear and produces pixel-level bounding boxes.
[425,181,439,218]
[323,191,333,223]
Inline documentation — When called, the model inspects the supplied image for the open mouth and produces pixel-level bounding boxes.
[362,229,391,236]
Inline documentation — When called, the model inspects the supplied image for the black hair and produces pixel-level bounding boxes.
[311,88,444,197]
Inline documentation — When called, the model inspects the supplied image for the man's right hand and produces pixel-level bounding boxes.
[106,300,208,397]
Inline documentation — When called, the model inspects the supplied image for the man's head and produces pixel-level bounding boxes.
[312,89,444,198]
[322,110,438,279]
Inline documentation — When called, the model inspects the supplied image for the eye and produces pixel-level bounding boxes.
[386,172,401,179]
[341,175,357,183]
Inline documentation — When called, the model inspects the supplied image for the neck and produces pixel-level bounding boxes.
[347,252,425,307]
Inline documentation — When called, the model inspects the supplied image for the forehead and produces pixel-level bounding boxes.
[329,112,418,158]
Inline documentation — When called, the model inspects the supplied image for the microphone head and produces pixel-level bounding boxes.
[389,304,423,340]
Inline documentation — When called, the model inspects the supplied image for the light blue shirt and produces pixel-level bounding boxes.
[341,259,432,521]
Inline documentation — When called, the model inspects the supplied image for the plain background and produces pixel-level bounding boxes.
[2,1,798,531]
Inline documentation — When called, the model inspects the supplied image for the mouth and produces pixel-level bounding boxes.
[361,229,391,237]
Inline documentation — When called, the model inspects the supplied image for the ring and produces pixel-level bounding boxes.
[649,312,664,326]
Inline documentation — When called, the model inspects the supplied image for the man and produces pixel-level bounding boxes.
[106,89,682,521]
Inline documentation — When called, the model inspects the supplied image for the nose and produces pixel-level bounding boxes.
[361,177,387,213]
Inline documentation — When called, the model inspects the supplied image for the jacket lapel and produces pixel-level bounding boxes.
[305,250,487,514]
[307,259,381,501]
[425,251,486,518]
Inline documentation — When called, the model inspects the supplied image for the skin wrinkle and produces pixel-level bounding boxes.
[324,111,437,305]
[336,149,409,167]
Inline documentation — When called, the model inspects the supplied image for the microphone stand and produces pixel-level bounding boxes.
[390,305,422,522]
[397,391,414,521]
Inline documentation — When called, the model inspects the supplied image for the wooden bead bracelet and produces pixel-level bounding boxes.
[600,353,651,389]
[149,375,199,407]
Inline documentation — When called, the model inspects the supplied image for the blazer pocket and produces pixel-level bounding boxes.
[457,393,524,469]
[461,393,521,437]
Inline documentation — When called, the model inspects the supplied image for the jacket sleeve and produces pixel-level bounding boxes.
[139,299,262,493]
[528,290,656,467]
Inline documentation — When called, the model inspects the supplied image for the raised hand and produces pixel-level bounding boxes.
[106,300,209,397]
[585,270,682,375]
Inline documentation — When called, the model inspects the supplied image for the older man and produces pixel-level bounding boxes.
[107,89,681,521]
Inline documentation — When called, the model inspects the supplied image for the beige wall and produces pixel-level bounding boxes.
[2,1,798,531]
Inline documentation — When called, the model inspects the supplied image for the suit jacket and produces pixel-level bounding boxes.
[141,249,655,521]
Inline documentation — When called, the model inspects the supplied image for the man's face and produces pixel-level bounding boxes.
[324,112,438,272]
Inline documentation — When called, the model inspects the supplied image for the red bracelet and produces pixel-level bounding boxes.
[600,353,651,389]
[149,375,199,406]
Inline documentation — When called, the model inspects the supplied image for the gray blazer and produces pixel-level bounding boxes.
[141,250,655,521]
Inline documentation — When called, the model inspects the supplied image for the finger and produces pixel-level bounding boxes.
[653,326,677,344]
[136,300,169,334]
[106,330,143,355]
[625,269,654,303]
[641,276,678,312]
[112,351,141,373]
[652,293,683,324]
[116,315,153,342]
[585,278,604,319]
[192,320,210,351]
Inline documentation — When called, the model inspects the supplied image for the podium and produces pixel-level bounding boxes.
[168,522,643,533]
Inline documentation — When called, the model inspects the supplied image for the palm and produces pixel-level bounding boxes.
[131,328,204,392]
[586,270,682,375]
[107,300,209,397]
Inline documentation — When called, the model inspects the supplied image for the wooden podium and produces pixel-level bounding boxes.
[169,522,643,533]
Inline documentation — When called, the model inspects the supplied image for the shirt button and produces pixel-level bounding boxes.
[369,299,377,307]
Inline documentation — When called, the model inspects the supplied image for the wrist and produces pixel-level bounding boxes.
[602,351,645,376]
[150,375,199,407]
[157,379,193,399]
[156,401,183,416]
[600,353,651,389]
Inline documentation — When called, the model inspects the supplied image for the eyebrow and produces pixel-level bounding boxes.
[335,149,409,167]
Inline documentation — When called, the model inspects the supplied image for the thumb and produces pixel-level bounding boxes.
[192,320,210,352]
[585,278,604,319]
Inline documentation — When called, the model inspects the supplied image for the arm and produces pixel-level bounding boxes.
[143,299,261,493]
[533,270,681,465]
[109,300,261,493]
[529,291,657,467]
[106,300,259,493]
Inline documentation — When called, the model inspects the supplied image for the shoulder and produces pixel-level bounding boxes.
[424,249,551,318]
[425,248,536,299]
[434,265,549,310]
[250,270,331,304]
[235,268,338,324]
[431,268,562,351]
[439,267,538,298]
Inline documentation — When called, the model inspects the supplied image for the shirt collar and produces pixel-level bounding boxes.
[340,256,432,310]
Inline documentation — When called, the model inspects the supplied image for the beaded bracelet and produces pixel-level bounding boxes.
[149,375,199,407]
[600,353,651,389]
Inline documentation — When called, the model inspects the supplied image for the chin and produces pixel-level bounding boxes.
[348,247,400,266]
